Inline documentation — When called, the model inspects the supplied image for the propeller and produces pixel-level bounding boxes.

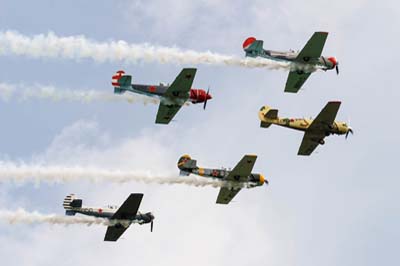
[335,62,339,75]
[203,86,210,110]
[345,128,353,139]
[150,221,154,232]
[345,118,353,139]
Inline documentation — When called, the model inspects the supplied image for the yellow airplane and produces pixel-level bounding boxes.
[258,101,353,156]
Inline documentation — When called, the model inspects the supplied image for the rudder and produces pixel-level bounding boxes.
[112,70,132,94]
[63,194,83,216]
[259,105,279,128]
[243,37,264,57]
[177,155,197,171]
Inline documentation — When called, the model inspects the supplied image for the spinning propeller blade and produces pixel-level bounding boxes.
[150,221,154,232]
[203,86,210,110]
[345,128,353,139]
[345,118,353,139]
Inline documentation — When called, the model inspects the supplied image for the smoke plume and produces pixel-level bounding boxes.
[0,162,244,189]
[0,82,159,105]
[0,30,293,70]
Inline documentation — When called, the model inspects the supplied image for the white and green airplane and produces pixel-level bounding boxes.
[63,193,154,241]
[243,31,338,93]
[112,68,212,124]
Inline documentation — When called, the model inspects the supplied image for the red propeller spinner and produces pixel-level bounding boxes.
[190,88,212,109]
[327,57,339,75]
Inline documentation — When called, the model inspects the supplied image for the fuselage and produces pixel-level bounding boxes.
[271,117,348,135]
[68,206,153,225]
[242,36,338,72]
[250,49,336,72]
[258,107,350,136]
[116,83,211,105]
[177,155,266,188]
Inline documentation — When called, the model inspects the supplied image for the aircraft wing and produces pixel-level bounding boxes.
[297,131,324,156]
[155,68,197,124]
[298,101,341,156]
[104,193,143,242]
[295,32,328,63]
[155,103,183,124]
[216,187,242,204]
[104,226,129,242]
[308,101,341,132]
[164,68,197,98]
[284,71,312,93]
[225,155,258,182]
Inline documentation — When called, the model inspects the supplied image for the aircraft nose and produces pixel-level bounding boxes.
[207,94,212,100]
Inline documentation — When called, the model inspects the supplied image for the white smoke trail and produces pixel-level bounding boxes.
[0,162,244,189]
[0,82,159,105]
[0,30,292,70]
[0,209,131,227]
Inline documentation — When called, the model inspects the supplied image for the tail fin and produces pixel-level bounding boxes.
[63,194,83,216]
[259,105,279,128]
[243,37,264,57]
[177,155,197,171]
[112,70,132,94]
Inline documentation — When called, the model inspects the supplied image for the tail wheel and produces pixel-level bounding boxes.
[319,139,325,145]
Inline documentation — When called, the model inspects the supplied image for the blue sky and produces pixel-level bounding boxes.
[0,0,399,265]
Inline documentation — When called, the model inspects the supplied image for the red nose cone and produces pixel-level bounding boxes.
[243,37,256,49]
[327,57,337,66]
[189,89,212,103]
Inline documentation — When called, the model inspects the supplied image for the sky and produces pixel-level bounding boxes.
[0,0,399,265]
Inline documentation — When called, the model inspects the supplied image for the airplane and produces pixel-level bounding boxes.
[243,31,338,93]
[178,154,268,204]
[112,68,212,124]
[258,101,353,156]
[63,193,154,241]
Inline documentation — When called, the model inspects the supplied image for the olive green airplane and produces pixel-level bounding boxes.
[178,154,268,204]
[259,101,353,156]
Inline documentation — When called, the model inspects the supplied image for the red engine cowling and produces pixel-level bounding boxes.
[189,89,212,104]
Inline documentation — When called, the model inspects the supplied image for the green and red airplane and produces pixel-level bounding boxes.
[112,68,212,124]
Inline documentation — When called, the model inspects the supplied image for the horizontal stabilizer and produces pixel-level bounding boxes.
[179,170,191,176]
[259,105,279,122]
[265,109,278,119]
[65,210,76,216]
[260,121,272,128]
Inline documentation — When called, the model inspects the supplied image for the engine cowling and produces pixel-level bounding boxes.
[249,174,267,185]
[189,89,212,104]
